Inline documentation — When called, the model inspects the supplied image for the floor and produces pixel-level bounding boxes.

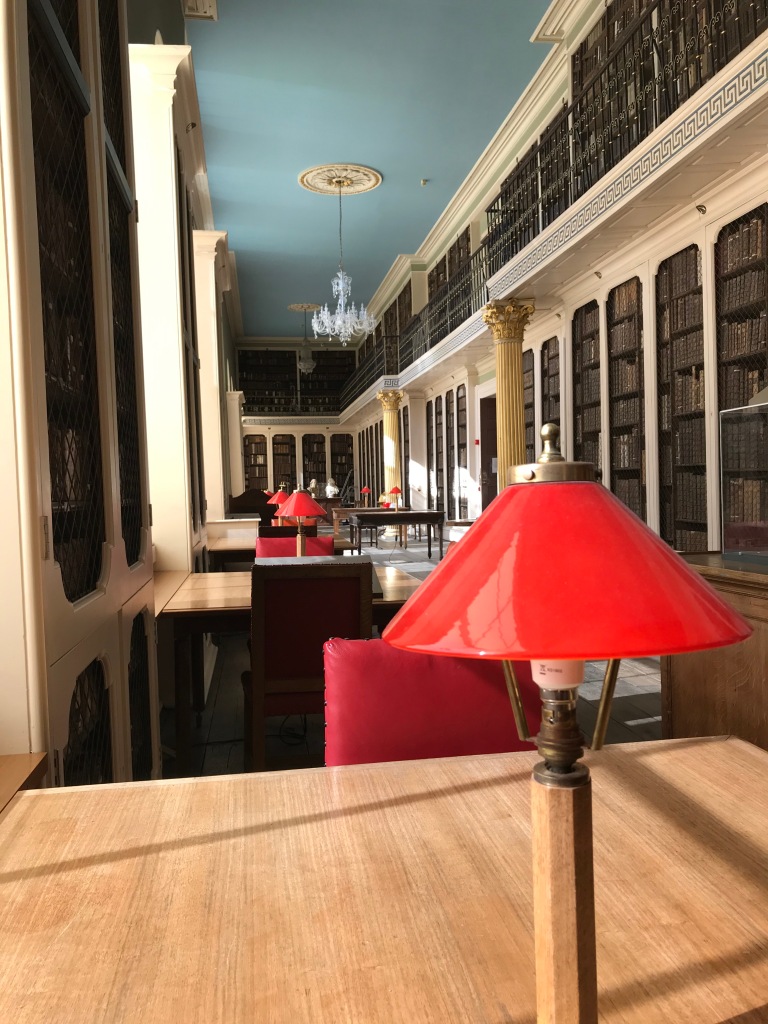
[161,527,662,777]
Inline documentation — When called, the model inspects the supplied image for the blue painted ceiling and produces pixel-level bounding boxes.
[186,0,553,340]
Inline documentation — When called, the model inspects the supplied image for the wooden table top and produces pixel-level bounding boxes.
[157,565,422,616]
[0,737,765,1022]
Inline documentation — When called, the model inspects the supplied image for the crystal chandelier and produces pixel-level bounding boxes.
[312,179,376,347]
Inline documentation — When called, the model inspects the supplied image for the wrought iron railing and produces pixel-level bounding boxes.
[486,0,766,279]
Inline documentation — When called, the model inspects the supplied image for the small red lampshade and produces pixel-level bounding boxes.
[389,486,401,495]
[383,479,751,661]
[264,490,274,497]
[361,486,370,495]
[267,489,289,506]
[278,489,327,520]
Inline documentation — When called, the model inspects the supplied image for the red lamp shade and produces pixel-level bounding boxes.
[278,489,327,520]
[267,489,289,506]
[361,486,371,495]
[389,486,402,495]
[264,490,274,497]
[383,480,752,661]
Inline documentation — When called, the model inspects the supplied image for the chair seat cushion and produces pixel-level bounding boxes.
[324,638,540,767]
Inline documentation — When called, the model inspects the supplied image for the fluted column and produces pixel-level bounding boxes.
[376,389,404,502]
[483,299,535,491]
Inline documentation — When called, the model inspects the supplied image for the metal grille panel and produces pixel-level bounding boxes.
[98,0,126,167]
[541,337,560,427]
[446,390,455,518]
[716,204,768,548]
[29,15,106,602]
[108,172,143,564]
[128,612,153,781]
[656,245,706,550]
[426,401,434,509]
[456,386,468,518]
[523,349,535,462]
[402,407,410,506]
[608,278,645,520]
[46,0,80,63]
[62,659,113,786]
[572,301,601,471]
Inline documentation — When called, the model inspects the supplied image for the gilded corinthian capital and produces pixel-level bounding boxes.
[483,299,535,342]
[376,389,404,412]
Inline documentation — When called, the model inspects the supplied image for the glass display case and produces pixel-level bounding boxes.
[720,401,768,559]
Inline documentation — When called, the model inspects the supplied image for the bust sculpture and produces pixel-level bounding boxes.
[325,477,339,498]
[308,478,319,497]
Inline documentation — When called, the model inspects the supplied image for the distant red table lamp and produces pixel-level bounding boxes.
[267,487,289,526]
[389,485,402,509]
[383,424,751,1024]
[361,486,371,507]
[277,488,327,556]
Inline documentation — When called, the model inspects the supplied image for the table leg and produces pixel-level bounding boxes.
[427,525,432,559]
[438,524,443,559]
[174,629,192,776]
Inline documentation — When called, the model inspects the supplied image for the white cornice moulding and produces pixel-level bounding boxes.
[368,254,420,314]
[532,0,600,44]
[184,0,218,19]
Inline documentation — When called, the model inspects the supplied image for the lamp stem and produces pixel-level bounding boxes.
[531,686,597,1024]
[531,772,597,1024]
[296,520,306,557]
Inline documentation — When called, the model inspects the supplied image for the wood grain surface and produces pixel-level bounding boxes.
[0,738,766,1023]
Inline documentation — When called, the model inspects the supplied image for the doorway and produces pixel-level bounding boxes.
[479,394,497,510]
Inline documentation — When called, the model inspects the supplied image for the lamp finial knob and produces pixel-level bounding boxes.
[538,423,564,464]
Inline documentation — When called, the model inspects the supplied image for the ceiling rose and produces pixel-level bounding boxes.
[298,164,382,195]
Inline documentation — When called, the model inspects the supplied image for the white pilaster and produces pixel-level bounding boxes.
[226,391,245,496]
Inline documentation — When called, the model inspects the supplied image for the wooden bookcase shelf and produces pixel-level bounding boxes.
[237,348,356,416]
[456,386,467,518]
[435,396,445,512]
[446,390,456,518]
[238,350,296,415]
[540,336,560,427]
[608,277,645,520]
[330,433,353,494]
[572,300,601,471]
[716,204,768,545]
[272,434,296,490]
[523,349,535,462]
[656,245,706,551]
[243,434,268,491]
[716,204,768,410]
[302,433,326,489]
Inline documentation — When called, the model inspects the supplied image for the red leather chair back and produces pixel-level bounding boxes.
[255,536,334,558]
[323,638,540,767]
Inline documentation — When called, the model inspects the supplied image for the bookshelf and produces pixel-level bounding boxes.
[446,390,455,518]
[720,404,768,554]
[330,433,353,492]
[435,396,445,512]
[608,277,645,520]
[656,245,706,551]
[572,300,601,471]
[523,349,535,461]
[426,401,435,509]
[456,385,468,517]
[716,205,768,409]
[302,434,326,490]
[243,434,268,491]
[272,434,296,490]
[238,350,296,415]
[540,336,560,426]
[401,406,411,506]
[716,204,768,544]
[299,350,356,415]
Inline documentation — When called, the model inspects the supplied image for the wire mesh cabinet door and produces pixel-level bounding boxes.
[47,618,128,787]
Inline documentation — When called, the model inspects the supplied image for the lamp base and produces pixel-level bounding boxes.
[531,765,597,1024]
